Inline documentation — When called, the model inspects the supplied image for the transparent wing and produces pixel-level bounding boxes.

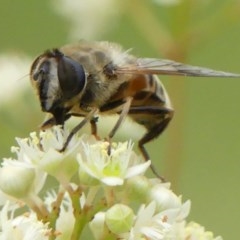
[116,58,240,77]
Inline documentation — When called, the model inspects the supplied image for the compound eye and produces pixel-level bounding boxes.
[57,56,86,99]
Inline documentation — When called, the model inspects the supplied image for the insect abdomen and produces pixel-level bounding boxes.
[129,75,173,130]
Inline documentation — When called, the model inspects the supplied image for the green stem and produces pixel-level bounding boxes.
[67,185,88,240]
[47,188,65,240]
[104,186,115,207]
[26,194,49,221]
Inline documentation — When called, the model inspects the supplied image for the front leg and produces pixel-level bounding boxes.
[40,113,72,130]
[60,108,99,152]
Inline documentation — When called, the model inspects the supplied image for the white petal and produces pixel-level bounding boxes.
[125,160,151,178]
[101,177,124,186]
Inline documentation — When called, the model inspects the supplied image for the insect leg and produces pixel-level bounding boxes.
[129,106,174,181]
[40,113,72,130]
[41,112,87,130]
[41,117,58,130]
[90,116,100,139]
[99,97,133,154]
[65,113,99,138]
[104,97,132,154]
[108,97,133,139]
[139,117,172,181]
[60,108,98,152]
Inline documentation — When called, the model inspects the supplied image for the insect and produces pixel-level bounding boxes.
[30,41,240,180]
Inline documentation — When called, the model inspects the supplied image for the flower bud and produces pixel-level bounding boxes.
[89,212,107,240]
[0,161,35,198]
[185,222,222,240]
[149,185,181,211]
[105,204,134,234]
[125,176,150,201]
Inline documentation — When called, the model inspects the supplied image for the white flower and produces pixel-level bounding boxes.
[0,54,30,105]
[52,0,121,40]
[1,127,224,239]
[13,126,81,184]
[77,136,151,186]
[184,222,223,240]
[0,202,50,240]
[122,201,171,240]
[0,159,46,200]
[119,188,190,240]
[149,184,183,211]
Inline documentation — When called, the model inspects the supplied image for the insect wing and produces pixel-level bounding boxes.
[116,58,240,78]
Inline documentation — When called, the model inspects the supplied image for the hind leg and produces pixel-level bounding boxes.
[129,106,174,181]
[138,116,173,181]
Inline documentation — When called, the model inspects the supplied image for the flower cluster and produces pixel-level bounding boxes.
[0,126,222,239]
[52,0,120,40]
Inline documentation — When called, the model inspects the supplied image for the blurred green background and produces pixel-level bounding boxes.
[0,0,240,239]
